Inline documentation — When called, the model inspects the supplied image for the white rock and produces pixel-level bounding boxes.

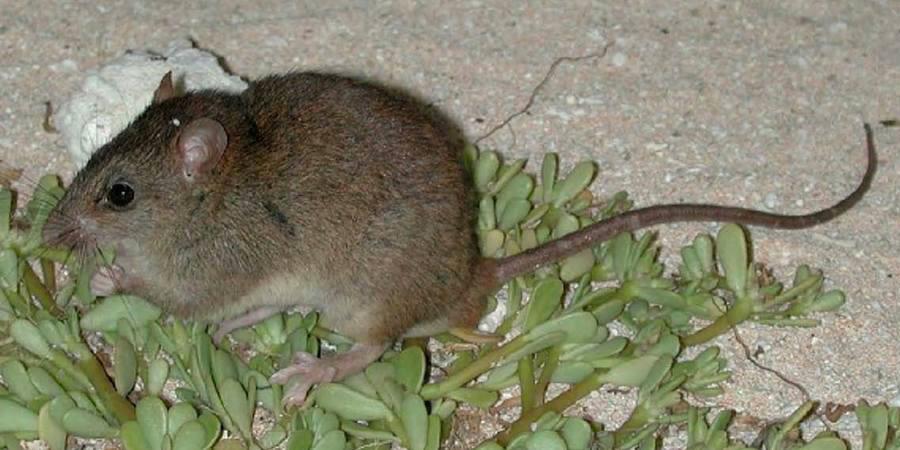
[54,38,248,167]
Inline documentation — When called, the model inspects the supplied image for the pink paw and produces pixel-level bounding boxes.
[270,352,338,407]
[212,328,230,347]
[90,265,124,296]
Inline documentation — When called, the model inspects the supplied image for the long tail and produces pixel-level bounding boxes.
[493,123,877,283]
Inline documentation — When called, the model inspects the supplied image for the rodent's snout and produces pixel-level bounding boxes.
[41,205,68,247]
[41,202,92,252]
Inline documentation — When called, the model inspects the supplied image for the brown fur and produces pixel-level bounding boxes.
[45,73,483,345]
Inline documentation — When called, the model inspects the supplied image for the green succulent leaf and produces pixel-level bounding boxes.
[173,420,212,450]
[315,383,393,421]
[0,249,18,289]
[338,420,397,443]
[197,412,221,449]
[550,361,593,384]
[498,198,533,231]
[716,224,748,295]
[552,161,595,207]
[560,249,595,282]
[541,153,559,203]
[525,430,567,450]
[560,418,593,450]
[219,378,252,438]
[481,229,505,256]
[365,362,405,411]
[61,408,118,439]
[0,359,39,401]
[474,151,500,192]
[211,349,239,391]
[475,442,505,450]
[524,276,564,332]
[446,387,499,409]
[80,295,161,332]
[121,420,150,450]
[496,172,535,212]
[147,358,170,397]
[807,290,846,313]
[167,403,198,437]
[0,398,39,433]
[136,396,168,450]
[400,393,428,450]
[28,366,65,396]
[311,429,347,450]
[0,189,12,238]
[795,437,848,450]
[391,346,427,393]
[38,402,67,450]
[114,335,138,396]
[602,355,661,387]
[528,311,598,343]
[10,319,52,358]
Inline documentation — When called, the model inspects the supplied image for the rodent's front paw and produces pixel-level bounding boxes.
[90,265,125,296]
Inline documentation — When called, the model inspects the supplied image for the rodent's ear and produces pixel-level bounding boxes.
[177,118,227,181]
[152,71,176,104]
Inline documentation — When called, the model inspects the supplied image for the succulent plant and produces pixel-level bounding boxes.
[0,145,882,450]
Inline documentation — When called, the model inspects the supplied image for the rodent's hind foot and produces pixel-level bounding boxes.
[274,352,337,406]
[270,342,388,407]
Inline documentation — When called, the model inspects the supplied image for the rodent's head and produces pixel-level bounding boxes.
[43,73,242,263]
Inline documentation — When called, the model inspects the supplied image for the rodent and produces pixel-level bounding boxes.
[42,72,876,406]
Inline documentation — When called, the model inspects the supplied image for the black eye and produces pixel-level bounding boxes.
[106,182,135,209]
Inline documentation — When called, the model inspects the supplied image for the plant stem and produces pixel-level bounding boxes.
[384,414,411,449]
[22,264,63,318]
[48,350,92,390]
[421,335,530,400]
[40,258,56,295]
[72,344,136,423]
[517,357,535,412]
[533,346,560,407]
[769,275,819,309]
[484,281,523,353]
[31,247,73,264]
[680,295,753,347]
[612,402,653,443]
[496,371,607,445]
[4,289,31,316]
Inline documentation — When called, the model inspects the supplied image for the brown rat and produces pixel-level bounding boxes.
[43,72,877,406]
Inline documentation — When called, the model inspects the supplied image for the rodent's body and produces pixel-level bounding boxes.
[44,71,875,405]
[49,73,483,344]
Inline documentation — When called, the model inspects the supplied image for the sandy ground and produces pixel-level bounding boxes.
[2,1,898,448]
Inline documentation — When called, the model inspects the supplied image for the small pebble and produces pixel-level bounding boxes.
[764,192,778,209]
[889,392,900,407]
[611,52,627,67]
[829,21,848,33]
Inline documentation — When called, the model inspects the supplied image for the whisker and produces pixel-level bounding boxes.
[93,245,124,294]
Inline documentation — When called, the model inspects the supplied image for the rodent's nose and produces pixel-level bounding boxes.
[41,206,74,247]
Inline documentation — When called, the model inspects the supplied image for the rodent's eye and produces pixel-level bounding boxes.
[106,182,135,209]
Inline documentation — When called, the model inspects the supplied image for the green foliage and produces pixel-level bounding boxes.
[0,145,883,449]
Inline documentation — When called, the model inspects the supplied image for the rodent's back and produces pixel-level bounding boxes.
[209,73,482,340]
